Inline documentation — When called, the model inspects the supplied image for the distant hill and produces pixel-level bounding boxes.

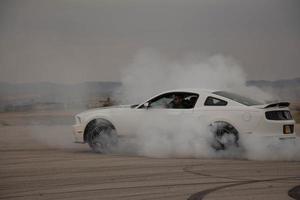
[0,81,121,97]
[247,77,300,88]
[0,78,299,112]
[246,77,300,101]
[0,81,121,111]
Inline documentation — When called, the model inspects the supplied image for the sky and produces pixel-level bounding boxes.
[0,0,299,83]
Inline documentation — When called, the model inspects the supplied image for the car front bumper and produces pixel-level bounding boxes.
[72,124,85,143]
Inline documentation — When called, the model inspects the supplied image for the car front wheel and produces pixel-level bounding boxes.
[86,120,118,153]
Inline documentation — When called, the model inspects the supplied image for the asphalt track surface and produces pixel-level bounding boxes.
[0,112,299,200]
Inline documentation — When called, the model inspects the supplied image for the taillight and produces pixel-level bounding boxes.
[265,111,293,120]
[283,124,294,134]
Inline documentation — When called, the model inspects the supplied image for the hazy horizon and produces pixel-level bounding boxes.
[1,76,300,85]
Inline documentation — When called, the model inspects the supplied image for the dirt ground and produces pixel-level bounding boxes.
[0,111,299,200]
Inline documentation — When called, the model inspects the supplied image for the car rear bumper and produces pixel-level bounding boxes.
[261,134,297,140]
[72,124,85,143]
[253,119,297,137]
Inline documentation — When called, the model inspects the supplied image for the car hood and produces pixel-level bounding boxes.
[76,105,132,119]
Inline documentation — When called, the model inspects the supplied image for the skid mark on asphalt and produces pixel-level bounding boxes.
[183,166,250,182]
[184,165,300,200]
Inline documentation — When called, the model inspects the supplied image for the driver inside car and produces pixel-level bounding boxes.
[168,94,189,109]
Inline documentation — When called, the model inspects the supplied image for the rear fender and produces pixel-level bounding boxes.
[208,118,241,134]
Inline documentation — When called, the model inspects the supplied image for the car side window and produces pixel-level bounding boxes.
[150,94,174,108]
[204,96,227,106]
[139,92,199,109]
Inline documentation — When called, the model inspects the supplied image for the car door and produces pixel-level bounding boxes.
[111,92,199,136]
[110,93,174,136]
[132,92,200,135]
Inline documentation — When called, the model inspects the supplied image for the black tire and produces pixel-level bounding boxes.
[210,121,239,150]
[85,119,118,153]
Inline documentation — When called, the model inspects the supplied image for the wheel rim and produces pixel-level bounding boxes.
[89,126,117,153]
[210,122,239,150]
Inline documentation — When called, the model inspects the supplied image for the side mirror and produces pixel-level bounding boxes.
[143,102,150,109]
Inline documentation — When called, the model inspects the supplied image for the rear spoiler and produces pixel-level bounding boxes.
[263,102,290,109]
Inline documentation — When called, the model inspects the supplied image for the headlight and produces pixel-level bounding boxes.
[75,116,82,124]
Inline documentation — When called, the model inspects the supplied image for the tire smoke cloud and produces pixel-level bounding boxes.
[113,50,299,161]
[116,49,271,104]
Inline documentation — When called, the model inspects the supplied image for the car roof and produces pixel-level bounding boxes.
[161,88,216,95]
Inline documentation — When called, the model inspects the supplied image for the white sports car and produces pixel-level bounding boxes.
[72,89,296,152]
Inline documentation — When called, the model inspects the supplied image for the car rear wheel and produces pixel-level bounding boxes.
[86,120,118,153]
[210,121,239,150]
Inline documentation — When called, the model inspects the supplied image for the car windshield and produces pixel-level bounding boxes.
[213,91,263,106]
[131,104,139,108]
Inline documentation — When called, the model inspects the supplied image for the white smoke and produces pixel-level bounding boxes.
[240,134,300,161]
[113,50,300,161]
[117,49,271,104]
[114,113,300,161]
[129,115,243,159]
[29,125,87,150]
